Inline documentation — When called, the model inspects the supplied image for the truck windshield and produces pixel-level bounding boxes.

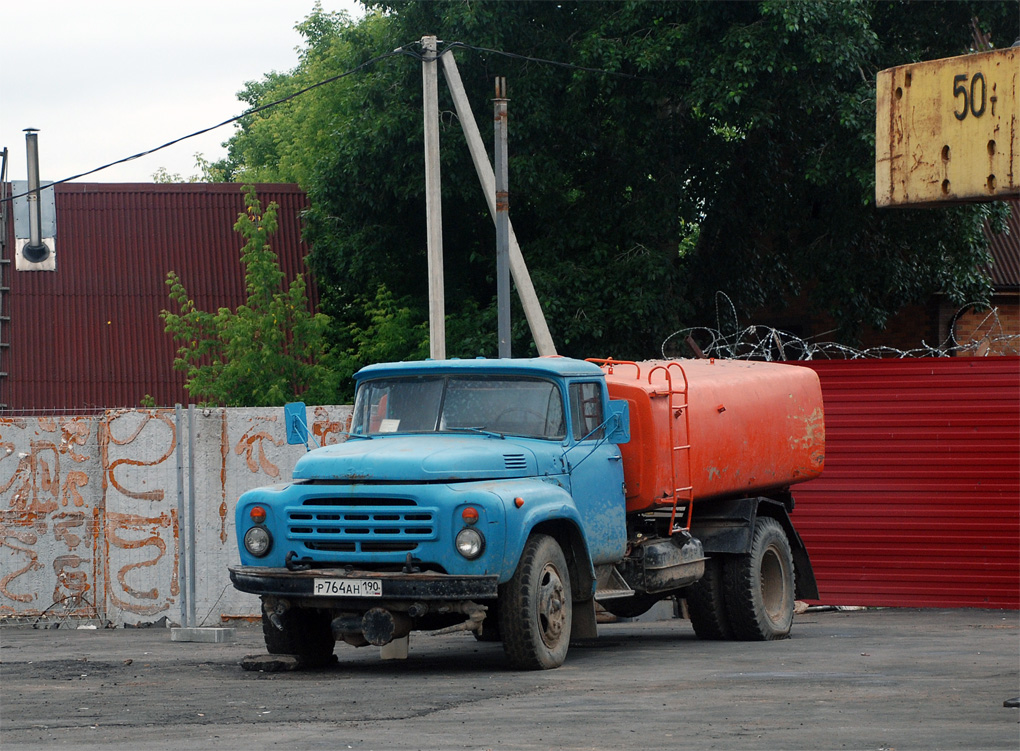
[351,376,566,439]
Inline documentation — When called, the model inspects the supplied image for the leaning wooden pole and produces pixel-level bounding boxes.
[440,50,557,357]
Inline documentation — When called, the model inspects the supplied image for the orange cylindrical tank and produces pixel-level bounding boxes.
[598,359,825,514]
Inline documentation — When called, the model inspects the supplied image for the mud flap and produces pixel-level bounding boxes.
[570,598,598,641]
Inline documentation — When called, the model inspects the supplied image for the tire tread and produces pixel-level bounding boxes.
[721,517,795,641]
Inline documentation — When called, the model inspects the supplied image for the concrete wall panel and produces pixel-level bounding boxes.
[0,405,351,626]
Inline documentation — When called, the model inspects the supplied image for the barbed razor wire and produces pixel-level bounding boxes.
[661,292,1019,361]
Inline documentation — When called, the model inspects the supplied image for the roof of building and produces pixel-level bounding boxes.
[986,200,1019,291]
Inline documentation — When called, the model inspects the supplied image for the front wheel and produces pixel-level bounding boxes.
[499,534,572,669]
[722,517,795,640]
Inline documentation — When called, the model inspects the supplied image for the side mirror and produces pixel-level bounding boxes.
[284,402,308,446]
[606,400,630,444]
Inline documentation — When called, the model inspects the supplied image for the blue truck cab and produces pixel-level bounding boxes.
[229,357,632,669]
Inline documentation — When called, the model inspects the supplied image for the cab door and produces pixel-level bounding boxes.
[565,381,626,563]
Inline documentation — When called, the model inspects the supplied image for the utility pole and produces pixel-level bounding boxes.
[440,50,557,356]
[494,77,511,358]
[421,35,446,359]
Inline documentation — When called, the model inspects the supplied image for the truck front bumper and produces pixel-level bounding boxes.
[229,565,499,600]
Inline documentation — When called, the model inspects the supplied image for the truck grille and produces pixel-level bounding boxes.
[286,502,437,554]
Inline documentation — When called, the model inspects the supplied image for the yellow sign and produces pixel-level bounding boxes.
[876,47,1018,207]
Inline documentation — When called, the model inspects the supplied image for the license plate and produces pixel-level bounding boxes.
[312,578,382,597]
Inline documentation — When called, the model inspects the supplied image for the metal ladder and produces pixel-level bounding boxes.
[591,357,695,535]
[647,362,694,534]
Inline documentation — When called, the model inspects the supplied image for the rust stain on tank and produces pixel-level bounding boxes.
[789,407,826,470]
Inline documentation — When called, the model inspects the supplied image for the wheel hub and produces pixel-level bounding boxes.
[537,563,567,646]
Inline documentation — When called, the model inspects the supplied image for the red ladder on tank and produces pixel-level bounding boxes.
[591,357,695,536]
[646,362,695,534]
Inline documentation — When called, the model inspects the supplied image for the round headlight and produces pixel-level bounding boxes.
[455,527,485,560]
[244,526,272,557]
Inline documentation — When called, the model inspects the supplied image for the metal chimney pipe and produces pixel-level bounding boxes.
[22,129,50,263]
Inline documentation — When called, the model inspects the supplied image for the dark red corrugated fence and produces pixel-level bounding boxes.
[791,357,1019,609]
[3,183,312,410]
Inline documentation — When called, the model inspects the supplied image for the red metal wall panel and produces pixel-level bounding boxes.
[791,357,1020,609]
[2,183,312,411]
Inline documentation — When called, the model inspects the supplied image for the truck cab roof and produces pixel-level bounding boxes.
[354,357,606,383]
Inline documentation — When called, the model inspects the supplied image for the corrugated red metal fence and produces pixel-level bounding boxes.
[791,357,1019,609]
[3,183,312,411]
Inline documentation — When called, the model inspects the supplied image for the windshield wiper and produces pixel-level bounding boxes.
[446,426,505,439]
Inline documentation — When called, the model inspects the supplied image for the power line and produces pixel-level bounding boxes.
[439,41,664,82]
[1,45,418,203]
[2,38,657,203]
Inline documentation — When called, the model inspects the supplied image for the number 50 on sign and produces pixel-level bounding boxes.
[876,47,1018,207]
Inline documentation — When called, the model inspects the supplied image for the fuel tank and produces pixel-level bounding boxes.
[597,359,824,513]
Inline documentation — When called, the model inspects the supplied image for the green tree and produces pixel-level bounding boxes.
[162,186,337,406]
[218,0,1015,361]
[152,153,232,183]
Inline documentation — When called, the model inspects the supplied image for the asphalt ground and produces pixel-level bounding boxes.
[0,607,1017,751]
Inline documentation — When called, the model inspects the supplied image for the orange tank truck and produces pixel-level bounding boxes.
[231,356,823,671]
[595,358,825,514]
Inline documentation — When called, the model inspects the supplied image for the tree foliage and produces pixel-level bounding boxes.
[216,0,1015,371]
[161,186,336,406]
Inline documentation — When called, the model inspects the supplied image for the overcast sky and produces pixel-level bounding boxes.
[2,0,363,184]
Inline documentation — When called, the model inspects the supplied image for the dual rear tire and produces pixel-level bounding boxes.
[686,516,795,641]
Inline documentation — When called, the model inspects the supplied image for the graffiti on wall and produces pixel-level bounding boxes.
[0,405,352,625]
[99,409,179,617]
[0,416,99,617]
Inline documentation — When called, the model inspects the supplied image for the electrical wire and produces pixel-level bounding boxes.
[1,45,418,203]
[3,36,667,203]
[438,40,664,82]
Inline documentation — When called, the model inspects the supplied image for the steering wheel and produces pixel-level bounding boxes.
[493,408,547,429]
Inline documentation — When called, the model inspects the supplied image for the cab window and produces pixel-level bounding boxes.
[569,382,604,440]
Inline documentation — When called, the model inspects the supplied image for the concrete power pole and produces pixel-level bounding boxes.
[421,35,446,360]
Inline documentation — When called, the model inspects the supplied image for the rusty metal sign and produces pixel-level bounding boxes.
[876,47,1018,207]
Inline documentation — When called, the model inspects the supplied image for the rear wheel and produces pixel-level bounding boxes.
[686,556,734,640]
[722,517,795,640]
[261,600,335,666]
[499,534,572,670]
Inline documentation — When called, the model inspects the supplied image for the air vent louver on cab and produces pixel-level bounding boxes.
[503,454,528,470]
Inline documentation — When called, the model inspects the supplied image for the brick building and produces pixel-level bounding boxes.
[751,201,1019,356]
